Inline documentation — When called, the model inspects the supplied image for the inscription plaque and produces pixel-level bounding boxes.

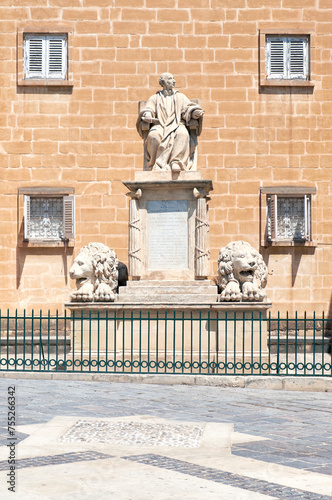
[148,200,188,270]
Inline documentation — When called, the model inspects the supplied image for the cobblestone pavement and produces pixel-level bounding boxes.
[60,420,204,447]
[0,378,331,499]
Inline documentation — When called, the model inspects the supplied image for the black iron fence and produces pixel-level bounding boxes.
[0,309,331,376]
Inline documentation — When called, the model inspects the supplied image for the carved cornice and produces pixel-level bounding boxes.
[123,179,213,193]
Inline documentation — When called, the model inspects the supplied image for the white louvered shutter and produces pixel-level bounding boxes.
[24,34,67,80]
[267,195,277,241]
[24,195,31,239]
[267,38,285,79]
[25,36,45,79]
[63,195,75,239]
[289,38,308,79]
[266,35,309,80]
[304,195,311,241]
[46,35,67,79]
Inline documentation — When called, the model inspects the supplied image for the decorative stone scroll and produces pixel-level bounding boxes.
[128,189,142,279]
[218,241,268,302]
[194,188,210,279]
[69,242,118,302]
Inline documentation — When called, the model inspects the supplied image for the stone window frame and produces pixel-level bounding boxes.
[17,27,74,87]
[260,186,317,248]
[259,28,315,88]
[18,187,75,248]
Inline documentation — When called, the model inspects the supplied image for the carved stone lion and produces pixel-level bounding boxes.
[69,242,118,302]
[217,241,268,302]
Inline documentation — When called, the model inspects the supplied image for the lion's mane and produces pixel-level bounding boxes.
[75,242,118,298]
[80,242,118,291]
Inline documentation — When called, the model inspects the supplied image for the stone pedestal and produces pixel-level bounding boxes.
[65,302,272,374]
[65,169,272,374]
[124,171,212,282]
[118,280,218,304]
[211,303,271,371]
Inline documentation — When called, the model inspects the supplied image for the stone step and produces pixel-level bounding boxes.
[269,335,331,353]
[117,293,218,304]
[125,280,216,287]
[118,285,218,296]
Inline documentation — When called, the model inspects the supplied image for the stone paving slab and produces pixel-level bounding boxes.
[0,456,271,500]
[0,377,331,499]
[1,414,331,499]
[124,454,332,500]
[0,451,113,472]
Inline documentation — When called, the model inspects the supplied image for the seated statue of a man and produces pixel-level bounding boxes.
[136,73,204,172]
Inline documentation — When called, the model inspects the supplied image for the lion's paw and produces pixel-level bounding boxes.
[220,282,241,302]
[71,282,94,302]
[94,284,115,302]
[71,291,94,302]
[242,282,260,301]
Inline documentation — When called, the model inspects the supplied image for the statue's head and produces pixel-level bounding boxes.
[69,242,118,300]
[232,246,258,285]
[159,73,175,90]
[70,251,94,282]
[218,241,268,291]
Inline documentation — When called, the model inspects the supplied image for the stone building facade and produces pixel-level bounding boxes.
[0,0,331,315]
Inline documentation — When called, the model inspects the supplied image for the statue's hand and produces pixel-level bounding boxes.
[142,112,153,122]
[192,109,204,119]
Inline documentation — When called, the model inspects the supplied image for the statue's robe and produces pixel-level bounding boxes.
[136,90,203,171]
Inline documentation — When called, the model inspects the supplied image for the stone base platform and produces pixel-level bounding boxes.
[65,302,272,374]
[117,280,219,304]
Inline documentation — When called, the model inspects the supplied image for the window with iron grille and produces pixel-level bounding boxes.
[266,194,311,242]
[23,33,67,80]
[266,35,309,80]
[24,195,75,241]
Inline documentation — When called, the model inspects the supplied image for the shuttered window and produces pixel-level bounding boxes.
[266,36,309,80]
[267,195,311,242]
[24,34,67,80]
[24,195,75,241]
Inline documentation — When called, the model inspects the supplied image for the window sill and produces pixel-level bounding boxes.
[17,79,73,87]
[261,79,314,88]
[258,28,316,88]
[20,239,75,248]
[263,240,317,247]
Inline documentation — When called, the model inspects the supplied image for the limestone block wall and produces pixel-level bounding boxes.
[0,0,331,315]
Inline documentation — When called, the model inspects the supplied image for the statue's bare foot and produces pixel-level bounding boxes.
[171,163,181,172]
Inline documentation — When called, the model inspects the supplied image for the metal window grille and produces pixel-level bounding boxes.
[24,195,75,241]
[267,195,311,242]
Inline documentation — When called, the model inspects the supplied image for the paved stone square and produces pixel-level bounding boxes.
[60,420,204,447]
[0,377,331,499]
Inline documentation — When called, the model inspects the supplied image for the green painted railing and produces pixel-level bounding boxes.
[0,309,331,376]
